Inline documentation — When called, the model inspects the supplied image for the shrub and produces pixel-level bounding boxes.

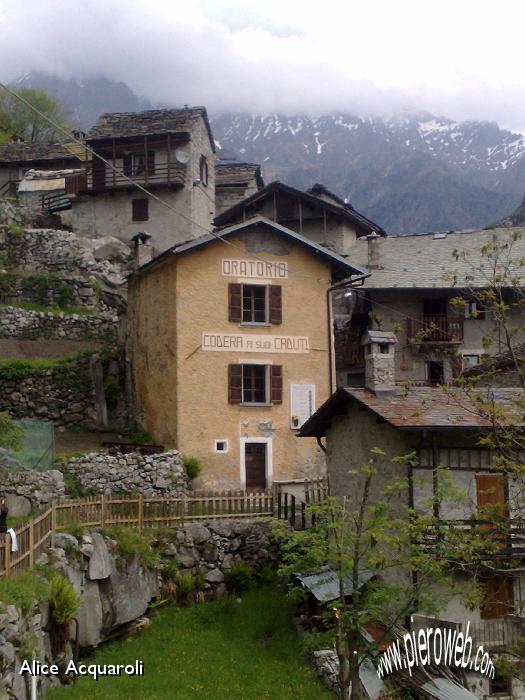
[0,571,50,613]
[61,521,85,539]
[62,471,95,498]
[161,559,179,582]
[224,562,255,595]
[182,455,202,481]
[49,574,79,626]
[102,526,159,569]
[256,563,278,585]
[176,572,195,596]
[103,375,119,408]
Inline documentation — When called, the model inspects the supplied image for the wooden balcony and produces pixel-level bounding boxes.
[66,161,186,194]
[407,314,464,345]
[412,614,525,650]
[422,518,525,559]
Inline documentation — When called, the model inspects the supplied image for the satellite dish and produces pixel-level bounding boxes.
[175,147,190,164]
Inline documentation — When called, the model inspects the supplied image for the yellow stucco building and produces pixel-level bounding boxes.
[126,216,365,489]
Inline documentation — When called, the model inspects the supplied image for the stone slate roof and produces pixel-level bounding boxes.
[87,107,216,152]
[215,162,264,189]
[0,142,79,164]
[348,227,525,289]
[299,385,523,436]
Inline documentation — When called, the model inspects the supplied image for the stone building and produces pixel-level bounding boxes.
[214,180,385,256]
[0,141,83,196]
[299,330,525,699]
[69,108,216,253]
[215,161,264,215]
[126,215,366,490]
[337,227,525,388]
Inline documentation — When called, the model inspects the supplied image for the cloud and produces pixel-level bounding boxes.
[0,0,524,131]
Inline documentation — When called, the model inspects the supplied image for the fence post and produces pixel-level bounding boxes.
[51,502,57,547]
[29,519,35,570]
[101,495,107,527]
[138,494,144,530]
[5,535,11,577]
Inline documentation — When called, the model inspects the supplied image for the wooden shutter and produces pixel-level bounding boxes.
[228,283,242,322]
[228,364,242,403]
[269,285,282,324]
[123,154,132,176]
[270,365,283,404]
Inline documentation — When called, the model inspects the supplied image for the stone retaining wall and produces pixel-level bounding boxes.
[64,450,188,497]
[0,306,118,341]
[0,356,98,428]
[0,520,278,699]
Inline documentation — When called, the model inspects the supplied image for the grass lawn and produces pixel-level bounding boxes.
[47,587,333,700]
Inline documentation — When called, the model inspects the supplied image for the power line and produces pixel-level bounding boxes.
[0,82,333,284]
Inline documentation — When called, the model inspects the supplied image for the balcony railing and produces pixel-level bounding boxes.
[422,518,525,559]
[65,162,186,194]
[407,314,464,344]
[412,614,525,650]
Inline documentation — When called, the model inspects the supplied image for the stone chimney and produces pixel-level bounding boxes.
[130,232,153,270]
[361,330,397,395]
[367,232,381,270]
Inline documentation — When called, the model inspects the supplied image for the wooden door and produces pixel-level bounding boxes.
[476,474,506,517]
[245,443,267,491]
[480,575,514,619]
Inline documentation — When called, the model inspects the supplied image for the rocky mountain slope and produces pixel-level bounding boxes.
[14,73,525,234]
[211,113,525,233]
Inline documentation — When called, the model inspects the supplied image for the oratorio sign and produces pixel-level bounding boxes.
[221,259,288,279]
[202,332,309,353]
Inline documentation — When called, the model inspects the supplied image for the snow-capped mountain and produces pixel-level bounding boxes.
[211,112,525,233]
[14,73,525,233]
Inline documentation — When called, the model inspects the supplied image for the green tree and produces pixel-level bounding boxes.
[0,87,71,143]
[274,453,480,700]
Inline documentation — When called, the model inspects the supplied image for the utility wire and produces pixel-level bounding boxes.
[0,82,336,284]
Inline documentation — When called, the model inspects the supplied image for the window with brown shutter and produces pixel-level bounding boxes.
[228,364,242,403]
[270,365,283,403]
[132,198,149,222]
[269,285,282,324]
[228,283,242,322]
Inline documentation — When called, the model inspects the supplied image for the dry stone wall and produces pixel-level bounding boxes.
[64,450,188,497]
[0,306,118,341]
[0,356,98,428]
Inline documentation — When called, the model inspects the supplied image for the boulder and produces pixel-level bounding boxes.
[87,533,115,580]
[76,580,103,648]
[205,568,225,584]
[54,533,78,550]
[187,523,211,545]
[108,558,158,627]
[5,493,31,518]
[92,236,130,263]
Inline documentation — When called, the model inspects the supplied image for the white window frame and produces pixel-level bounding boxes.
[462,354,481,371]
[240,437,273,490]
[214,439,229,453]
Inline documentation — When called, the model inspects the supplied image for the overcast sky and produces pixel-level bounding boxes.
[1,0,524,131]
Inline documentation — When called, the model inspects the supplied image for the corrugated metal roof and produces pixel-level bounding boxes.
[295,567,375,602]
[349,227,525,288]
[421,677,481,700]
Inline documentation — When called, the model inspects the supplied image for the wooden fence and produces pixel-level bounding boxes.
[0,479,328,579]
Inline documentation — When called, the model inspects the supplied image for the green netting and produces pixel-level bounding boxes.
[5,419,54,471]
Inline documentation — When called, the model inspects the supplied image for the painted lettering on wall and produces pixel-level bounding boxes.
[202,332,309,353]
[221,259,288,279]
